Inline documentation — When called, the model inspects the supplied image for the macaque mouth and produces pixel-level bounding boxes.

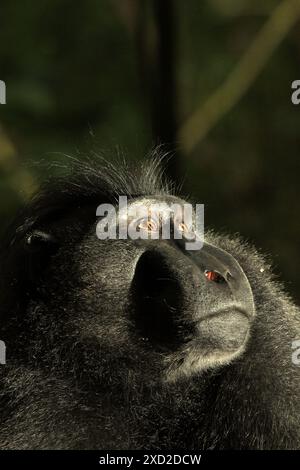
[199,306,251,323]
[130,251,190,352]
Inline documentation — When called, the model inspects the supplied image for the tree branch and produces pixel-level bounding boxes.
[179,0,300,154]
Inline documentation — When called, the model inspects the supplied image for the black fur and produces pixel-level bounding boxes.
[0,153,299,449]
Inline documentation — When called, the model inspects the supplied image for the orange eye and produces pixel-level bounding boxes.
[204,270,225,283]
[178,222,189,232]
[137,218,158,232]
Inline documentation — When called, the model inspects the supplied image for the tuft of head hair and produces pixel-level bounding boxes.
[2,149,173,249]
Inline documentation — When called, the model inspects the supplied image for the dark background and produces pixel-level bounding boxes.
[0,0,299,301]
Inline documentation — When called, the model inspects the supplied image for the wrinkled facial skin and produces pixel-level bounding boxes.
[29,195,255,386]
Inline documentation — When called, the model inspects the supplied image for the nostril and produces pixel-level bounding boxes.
[130,250,185,351]
[204,270,226,284]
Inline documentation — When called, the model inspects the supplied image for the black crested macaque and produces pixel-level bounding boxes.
[0,156,299,449]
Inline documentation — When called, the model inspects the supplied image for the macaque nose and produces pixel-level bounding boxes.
[173,233,255,320]
[193,242,255,320]
[130,238,255,352]
[130,249,185,351]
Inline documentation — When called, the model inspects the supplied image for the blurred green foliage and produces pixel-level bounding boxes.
[0,0,299,301]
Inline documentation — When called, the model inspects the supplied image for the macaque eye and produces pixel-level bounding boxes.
[177,222,189,233]
[204,270,225,283]
[137,217,159,232]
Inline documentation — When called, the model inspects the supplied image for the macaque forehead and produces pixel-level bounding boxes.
[95,195,200,243]
[120,196,193,221]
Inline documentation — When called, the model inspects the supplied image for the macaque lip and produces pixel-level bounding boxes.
[199,306,252,322]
